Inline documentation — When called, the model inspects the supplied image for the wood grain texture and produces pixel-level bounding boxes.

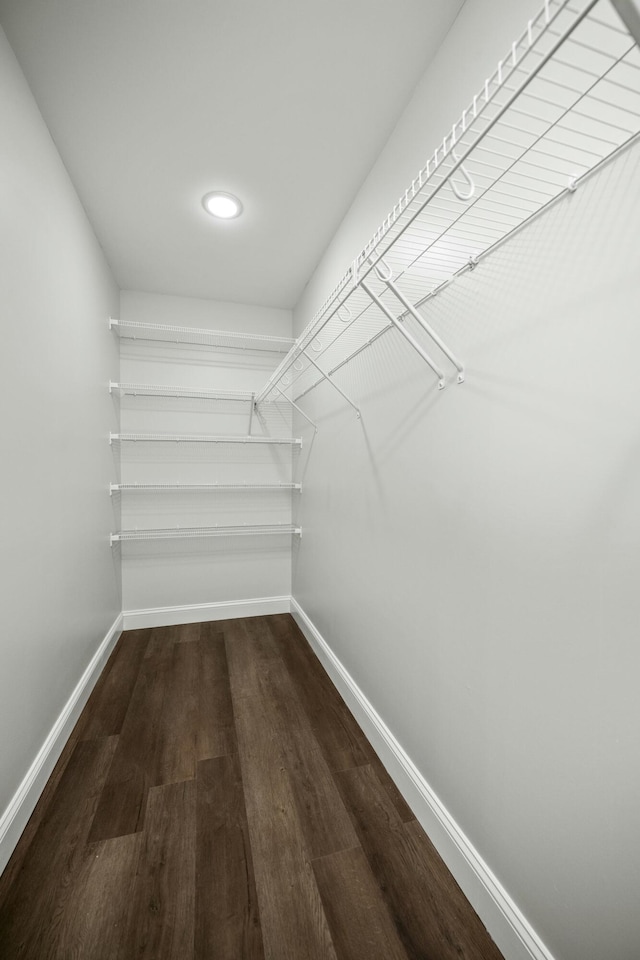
[232,690,338,960]
[157,639,199,784]
[177,622,202,644]
[268,614,415,822]
[267,614,371,771]
[77,628,150,740]
[0,614,505,960]
[335,764,504,960]
[313,845,409,960]
[52,832,144,960]
[196,624,236,760]
[0,737,118,958]
[228,617,358,860]
[196,755,264,960]
[88,638,174,841]
[131,780,197,960]
[0,722,81,910]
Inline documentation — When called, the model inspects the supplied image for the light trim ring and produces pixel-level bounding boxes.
[202,191,243,219]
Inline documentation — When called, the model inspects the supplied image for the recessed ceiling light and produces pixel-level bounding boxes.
[202,191,243,219]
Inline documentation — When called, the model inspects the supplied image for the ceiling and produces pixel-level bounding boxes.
[0,0,464,309]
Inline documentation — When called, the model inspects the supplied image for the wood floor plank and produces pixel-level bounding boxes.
[0,724,81,911]
[262,669,358,860]
[267,614,371,772]
[130,779,197,960]
[0,623,150,894]
[77,628,151,740]
[157,639,199,784]
[403,820,505,958]
[0,737,118,958]
[88,639,174,841]
[197,625,236,760]
[228,619,358,860]
[224,617,281,701]
[312,846,409,960]
[196,755,264,960]
[145,624,180,655]
[51,833,144,960]
[231,685,338,960]
[335,764,504,960]
[269,615,415,822]
[178,622,201,643]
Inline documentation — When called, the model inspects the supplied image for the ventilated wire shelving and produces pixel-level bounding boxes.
[110,524,302,545]
[110,319,294,353]
[109,382,260,402]
[257,0,640,407]
[109,433,301,445]
[110,482,301,493]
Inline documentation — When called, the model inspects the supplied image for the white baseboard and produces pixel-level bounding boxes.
[0,612,123,878]
[290,599,555,960]
[122,595,292,630]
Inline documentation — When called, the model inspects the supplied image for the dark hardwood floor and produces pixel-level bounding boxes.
[0,614,504,960]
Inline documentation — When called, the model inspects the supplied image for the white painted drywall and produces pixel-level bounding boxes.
[292,2,640,959]
[0,28,120,822]
[118,291,294,613]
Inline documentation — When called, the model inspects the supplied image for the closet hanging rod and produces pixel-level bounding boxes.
[110,482,302,493]
[257,0,640,407]
[110,523,302,545]
[109,432,301,445]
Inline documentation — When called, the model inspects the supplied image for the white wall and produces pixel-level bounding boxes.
[118,291,294,615]
[292,2,640,959]
[0,27,120,848]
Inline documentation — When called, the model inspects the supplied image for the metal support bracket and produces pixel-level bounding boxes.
[301,349,361,418]
[377,272,465,384]
[360,280,447,390]
[611,0,640,45]
[248,393,255,435]
[271,384,318,433]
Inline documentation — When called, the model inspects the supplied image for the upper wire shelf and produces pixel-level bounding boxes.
[258,0,640,405]
[110,319,294,354]
[109,381,257,402]
[110,482,301,493]
[110,523,302,545]
[109,432,301,445]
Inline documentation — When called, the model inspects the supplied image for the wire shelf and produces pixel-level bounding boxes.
[110,319,294,354]
[110,482,301,492]
[109,382,258,402]
[109,433,301,445]
[257,0,640,403]
[110,524,302,544]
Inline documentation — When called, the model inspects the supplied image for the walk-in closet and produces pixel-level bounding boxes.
[1,1,639,958]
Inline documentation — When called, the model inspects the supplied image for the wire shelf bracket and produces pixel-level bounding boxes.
[300,348,361,418]
[612,0,640,43]
[269,383,319,433]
